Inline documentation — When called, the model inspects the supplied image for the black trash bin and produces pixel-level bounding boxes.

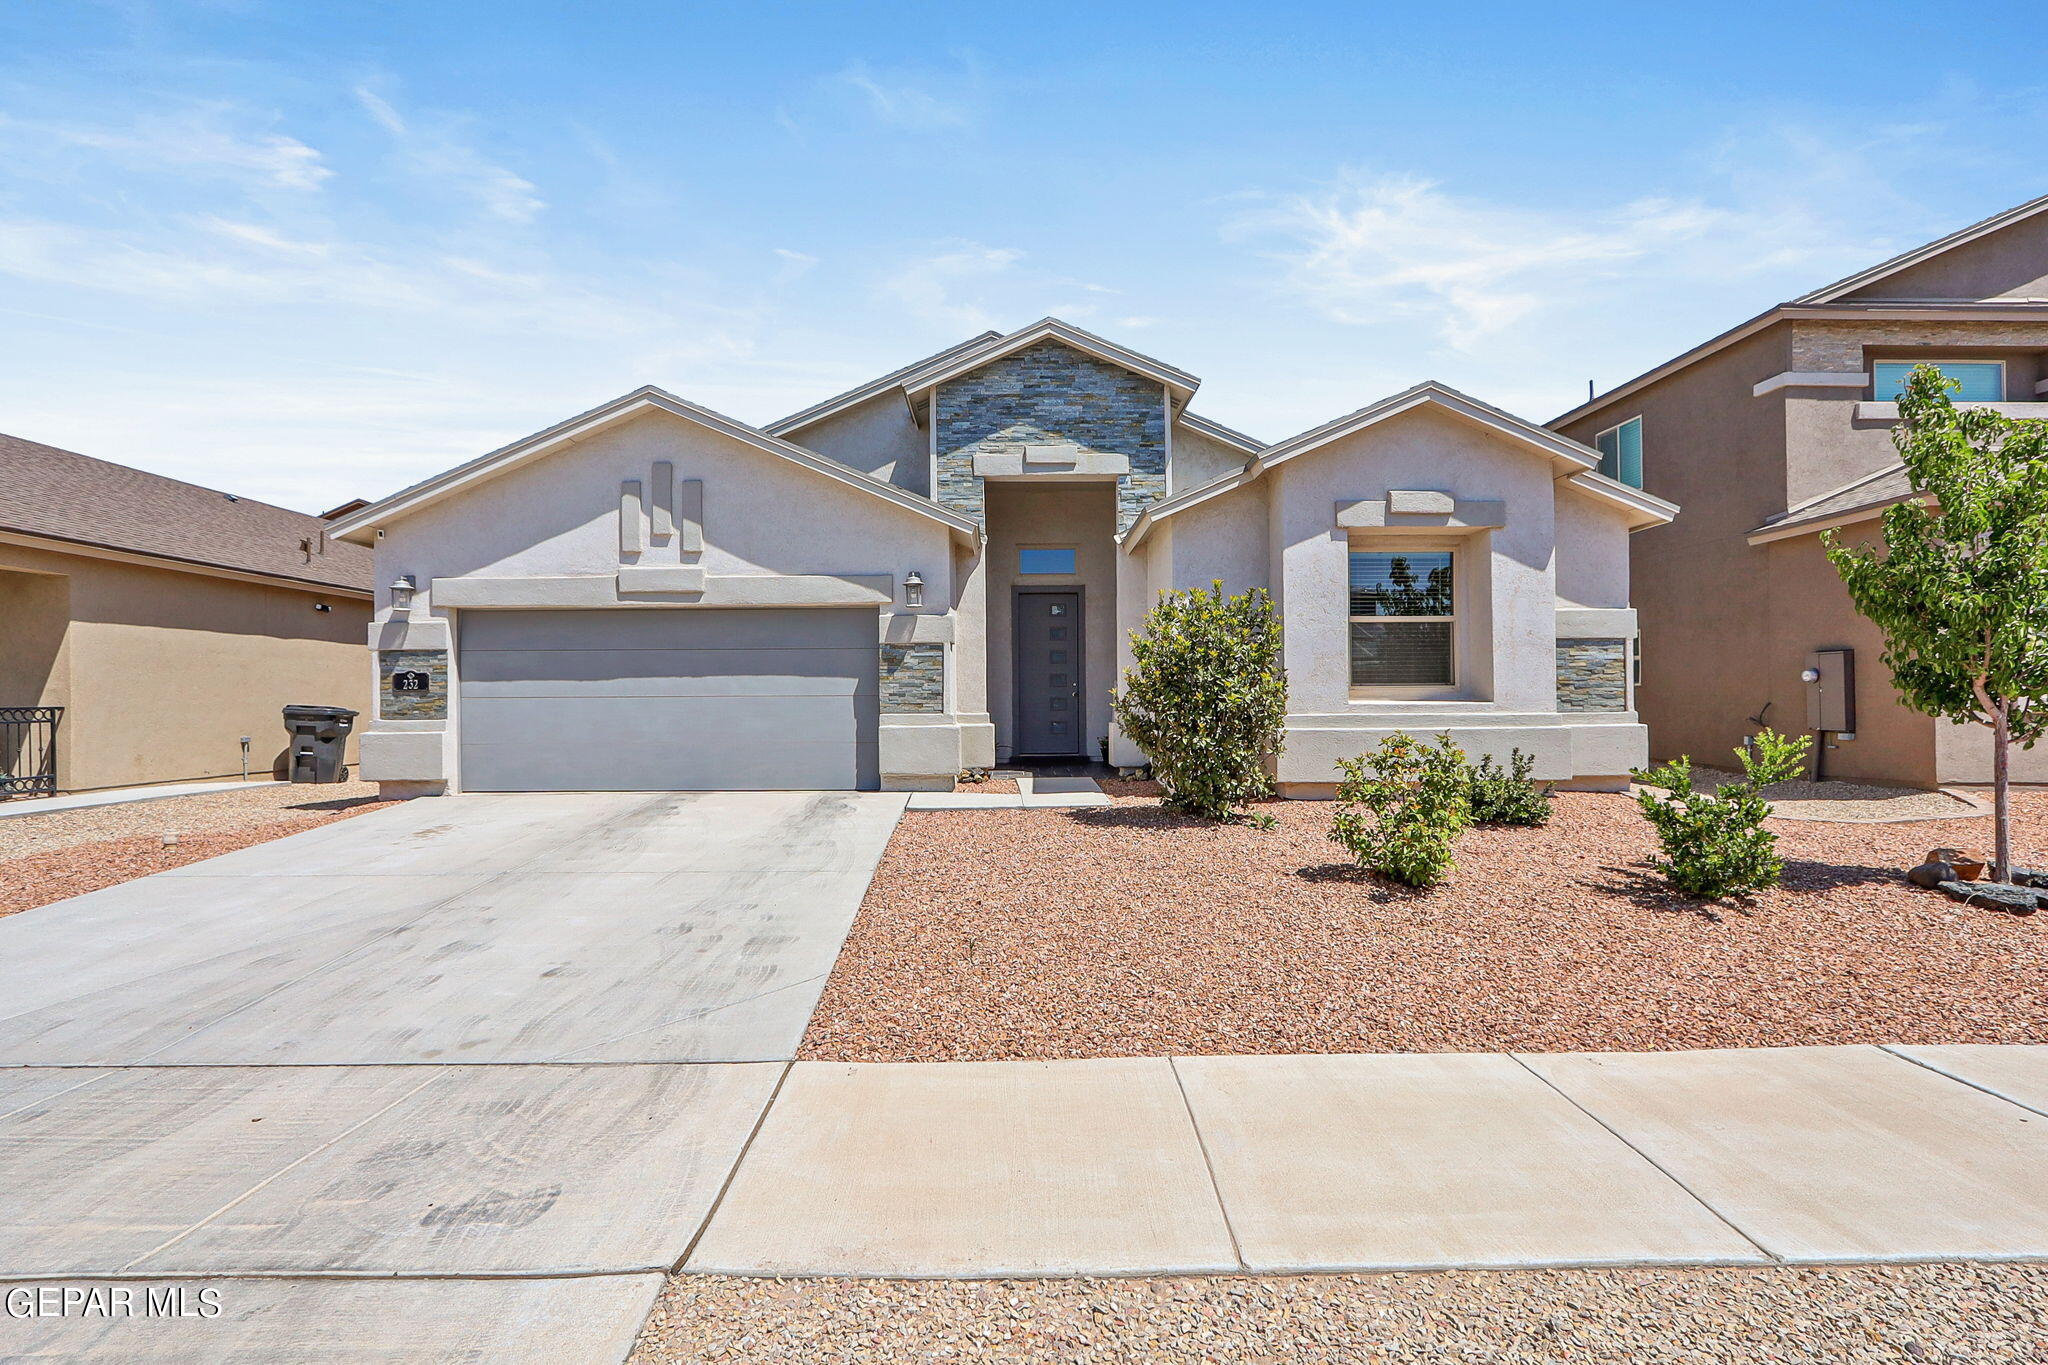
[282,704,357,784]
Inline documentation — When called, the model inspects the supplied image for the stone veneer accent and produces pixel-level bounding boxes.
[1556,639,1627,713]
[880,643,945,714]
[1790,320,2048,374]
[932,338,1166,530]
[378,649,449,720]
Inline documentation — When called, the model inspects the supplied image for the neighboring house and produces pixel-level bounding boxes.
[1551,194,2048,787]
[0,433,373,794]
[331,318,1673,797]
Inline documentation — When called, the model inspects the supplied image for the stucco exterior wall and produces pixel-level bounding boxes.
[362,407,965,791]
[1558,326,1791,769]
[1168,423,1249,493]
[1835,213,2048,303]
[0,541,369,793]
[777,389,931,497]
[983,481,1118,761]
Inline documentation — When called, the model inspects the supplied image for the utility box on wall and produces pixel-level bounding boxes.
[1805,648,1856,733]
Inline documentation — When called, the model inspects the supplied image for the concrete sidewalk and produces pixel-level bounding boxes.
[687,1044,2048,1277]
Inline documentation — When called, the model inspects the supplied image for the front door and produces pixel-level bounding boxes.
[1013,591,1083,756]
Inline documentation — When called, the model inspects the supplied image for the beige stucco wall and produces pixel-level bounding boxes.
[1113,405,1647,788]
[1168,423,1250,493]
[1835,212,2048,303]
[0,541,369,793]
[777,389,932,497]
[361,406,967,790]
[982,480,1119,761]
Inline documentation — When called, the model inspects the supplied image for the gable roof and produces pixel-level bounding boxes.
[330,386,979,546]
[1793,193,2048,304]
[1176,410,1264,454]
[1124,380,1678,549]
[1550,193,2048,428]
[0,431,372,594]
[898,317,1200,412]
[1747,463,1919,544]
[763,331,1003,437]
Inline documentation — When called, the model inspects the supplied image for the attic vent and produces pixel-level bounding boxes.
[223,493,239,502]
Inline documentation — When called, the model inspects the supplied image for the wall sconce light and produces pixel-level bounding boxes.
[390,574,418,610]
[903,570,925,608]
[1800,667,1821,684]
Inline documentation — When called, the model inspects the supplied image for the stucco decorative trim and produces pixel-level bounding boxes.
[1751,370,1869,396]
[619,480,644,555]
[432,572,893,609]
[972,450,1131,478]
[650,461,675,539]
[1556,607,1638,639]
[1335,498,1505,530]
[617,565,706,594]
[330,386,977,546]
[368,616,452,650]
[1855,400,2048,421]
[881,612,955,644]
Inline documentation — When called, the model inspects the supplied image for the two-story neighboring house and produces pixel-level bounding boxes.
[1551,194,2048,787]
[331,317,1673,797]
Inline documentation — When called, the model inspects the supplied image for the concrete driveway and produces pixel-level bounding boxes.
[0,790,903,1362]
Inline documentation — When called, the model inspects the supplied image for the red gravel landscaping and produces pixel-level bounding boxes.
[799,789,2048,1061]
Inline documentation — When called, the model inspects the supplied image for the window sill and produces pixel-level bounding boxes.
[1855,400,2048,421]
[1347,689,1476,704]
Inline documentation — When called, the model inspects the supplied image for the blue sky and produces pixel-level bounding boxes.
[1,1,2040,513]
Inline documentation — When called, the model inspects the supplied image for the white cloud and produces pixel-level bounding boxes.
[876,243,1023,331]
[834,60,975,131]
[353,85,544,224]
[1233,171,1886,350]
[0,106,331,190]
[772,247,818,284]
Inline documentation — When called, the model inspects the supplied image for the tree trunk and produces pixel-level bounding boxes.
[1993,704,2012,883]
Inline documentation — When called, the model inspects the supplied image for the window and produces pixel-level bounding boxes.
[1872,360,2003,403]
[1594,417,1643,488]
[1018,547,1076,575]
[1349,546,1455,687]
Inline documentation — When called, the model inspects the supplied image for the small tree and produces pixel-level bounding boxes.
[1633,729,1810,899]
[1112,580,1286,819]
[1328,732,1472,887]
[1824,365,2048,883]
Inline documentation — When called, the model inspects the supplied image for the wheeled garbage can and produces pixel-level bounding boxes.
[282,704,357,783]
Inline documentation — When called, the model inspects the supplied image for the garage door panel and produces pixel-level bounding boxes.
[461,607,876,653]
[461,647,878,697]
[456,608,882,792]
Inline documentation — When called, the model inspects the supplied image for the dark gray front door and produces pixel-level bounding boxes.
[457,608,879,791]
[1013,591,1083,756]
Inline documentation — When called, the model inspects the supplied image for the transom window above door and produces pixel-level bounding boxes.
[1018,547,1077,575]
[1349,546,1455,688]
[1872,360,2004,402]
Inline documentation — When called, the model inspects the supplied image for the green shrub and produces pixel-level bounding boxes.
[1631,728,1811,899]
[1328,731,1472,887]
[1111,580,1287,820]
[1466,748,1553,826]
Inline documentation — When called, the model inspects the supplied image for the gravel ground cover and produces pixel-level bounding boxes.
[956,778,1022,795]
[800,790,2044,1060]
[0,780,395,918]
[630,1263,2048,1363]
[1684,769,1987,823]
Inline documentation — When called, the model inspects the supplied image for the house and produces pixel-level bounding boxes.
[330,318,1673,797]
[1550,194,2048,787]
[0,433,373,795]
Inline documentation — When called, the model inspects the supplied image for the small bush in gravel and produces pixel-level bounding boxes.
[1112,580,1286,821]
[1328,731,1472,887]
[1466,749,1553,827]
[1632,728,1811,900]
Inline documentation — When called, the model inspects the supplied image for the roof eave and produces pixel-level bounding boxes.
[899,317,1200,412]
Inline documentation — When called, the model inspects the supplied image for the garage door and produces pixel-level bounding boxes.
[457,608,879,791]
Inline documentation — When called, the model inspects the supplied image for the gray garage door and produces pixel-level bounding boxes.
[458,608,879,791]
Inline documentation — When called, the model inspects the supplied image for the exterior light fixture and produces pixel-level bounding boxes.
[390,574,418,609]
[903,570,925,608]
[1800,667,1821,684]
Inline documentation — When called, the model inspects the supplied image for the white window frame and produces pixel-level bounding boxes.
[1347,536,1459,697]
[1870,359,2005,402]
[1593,415,1644,489]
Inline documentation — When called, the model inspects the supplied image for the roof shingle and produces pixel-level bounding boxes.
[0,432,372,593]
